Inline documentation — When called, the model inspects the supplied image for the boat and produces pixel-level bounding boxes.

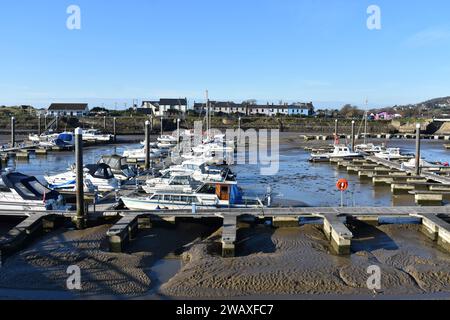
[0,171,68,211]
[158,159,235,182]
[142,172,201,194]
[402,158,442,169]
[121,181,266,211]
[31,132,75,149]
[28,132,59,143]
[82,129,113,142]
[181,140,234,165]
[123,147,163,161]
[374,148,412,160]
[157,135,178,144]
[44,163,119,192]
[51,132,76,149]
[309,145,363,162]
[355,143,384,154]
[98,155,137,181]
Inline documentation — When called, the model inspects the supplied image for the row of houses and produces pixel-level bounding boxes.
[42,99,315,118]
[192,101,314,117]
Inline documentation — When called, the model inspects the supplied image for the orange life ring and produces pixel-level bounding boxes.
[336,179,349,191]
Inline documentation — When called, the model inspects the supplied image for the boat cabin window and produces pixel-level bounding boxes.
[151,194,164,201]
[94,166,114,179]
[171,176,191,185]
[197,184,216,194]
[161,172,171,179]
[15,182,36,198]
[28,180,51,195]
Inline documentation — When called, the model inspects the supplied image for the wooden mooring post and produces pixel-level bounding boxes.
[74,128,85,229]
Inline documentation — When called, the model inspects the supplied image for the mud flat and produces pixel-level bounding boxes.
[0,222,219,299]
[160,223,450,299]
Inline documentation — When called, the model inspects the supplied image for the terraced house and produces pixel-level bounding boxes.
[193,101,314,117]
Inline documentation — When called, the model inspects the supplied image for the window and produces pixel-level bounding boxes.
[15,183,36,198]
[171,176,191,185]
[28,180,51,195]
[198,184,216,194]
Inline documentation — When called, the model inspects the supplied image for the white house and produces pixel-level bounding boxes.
[140,98,188,116]
[46,103,89,117]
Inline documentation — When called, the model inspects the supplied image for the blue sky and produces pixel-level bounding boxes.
[1,0,450,109]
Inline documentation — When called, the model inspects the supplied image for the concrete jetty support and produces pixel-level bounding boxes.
[106,215,139,253]
[322,214,353,255]
[222,215,237,258]
[412,214,450,252]
[272,216,300,227]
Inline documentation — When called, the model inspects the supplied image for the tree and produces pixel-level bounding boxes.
[339,104,364,118]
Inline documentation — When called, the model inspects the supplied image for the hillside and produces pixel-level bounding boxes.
[420,96,450,108]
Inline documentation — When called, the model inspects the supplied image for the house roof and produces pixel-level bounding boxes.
[142,99,187,107]
[48,103,88,111]
[159,98,187,106]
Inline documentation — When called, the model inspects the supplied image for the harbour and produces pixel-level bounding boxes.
[0,126,450,299]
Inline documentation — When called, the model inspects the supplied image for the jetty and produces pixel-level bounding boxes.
[2,206,450,261]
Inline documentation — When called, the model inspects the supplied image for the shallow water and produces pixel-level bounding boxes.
[2,134,449,207]
[231,137,449,207]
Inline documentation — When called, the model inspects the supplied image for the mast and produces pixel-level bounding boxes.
[364,99,368,145]
[205,90,209,139]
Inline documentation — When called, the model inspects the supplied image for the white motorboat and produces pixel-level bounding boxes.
[309,145,362,162]
[142,172,201,194]
[0,172,68,211]
[123,147,162,161]
[98,155,137,181]
[159,159,235,182]
[402,158,442,169]
[45,163,119,192]
[374,148,412,160]
[28,132,59,143]
[121,181,265,211]
[182,141,234,165]
[157,135,178,144]
[38,132,75,149]
[355,143,384,154]
[82,129,113,142]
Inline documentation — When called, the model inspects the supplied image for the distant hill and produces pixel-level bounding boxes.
[420,96,450,108]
